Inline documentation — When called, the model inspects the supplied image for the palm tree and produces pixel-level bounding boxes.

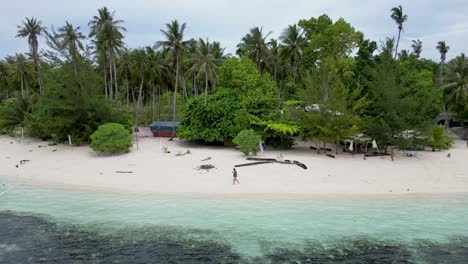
[411,39,422,59]
[6,54,31,96]
[188,38,221,106]
[57,22,85,75]
[442,53,468,106]
[130,48,151,148]
[436,41,450,83]
[16,17,45,93]
[118,48,133,106]
[158,20,188,138]
[279,24,306,84]
[89,7,126,101]
[146,47,167,121]
[0,61,9,99]
[398,49,410,60]
[390,5,408,60]
[236,27,271,73]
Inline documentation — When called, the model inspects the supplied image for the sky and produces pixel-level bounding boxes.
[1,0,467,61]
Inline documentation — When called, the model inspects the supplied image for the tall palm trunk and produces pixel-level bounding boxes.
[20,72,24,96]
[126,78,130,107]
[151,83,155,122]
[439,59,445,84]
[134,76,145,150]
[171,55,179,138]
[33,51,43,94]
[193,77,198,97]
[103,68,108,100]
[181,75,188,102]
[205,71,209,106]
[158,85,162,121]
[108,52,114,100]
[113,56,118,100]
[394,28,402,60]
[167,86,171,121]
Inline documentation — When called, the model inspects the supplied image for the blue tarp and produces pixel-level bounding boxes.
[150,121,179,133]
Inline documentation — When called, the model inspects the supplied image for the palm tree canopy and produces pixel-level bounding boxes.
[436,41,450,62]
[390,5,408,30]
[187,38,222,80]
[442,53,468,105]
[58,22,86,57]
[16,17,46,55]
[88,7,126,38]
[411,39,422,58]
[236,27,271,71]
[158,20,188,61]
[279,24,306,72]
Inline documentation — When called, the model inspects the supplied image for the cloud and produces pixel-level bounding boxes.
[1,0,466,61]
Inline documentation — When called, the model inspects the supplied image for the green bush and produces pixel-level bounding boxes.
[90,123,133,154]
[233,129,261,156]
[427,126,453,150]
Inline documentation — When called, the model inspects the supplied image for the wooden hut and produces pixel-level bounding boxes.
[150,121,179,137]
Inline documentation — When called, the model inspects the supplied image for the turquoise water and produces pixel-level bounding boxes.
[1,184,468,263]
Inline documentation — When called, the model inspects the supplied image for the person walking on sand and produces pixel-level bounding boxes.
[232,168,239,185]
[390,148,394,161]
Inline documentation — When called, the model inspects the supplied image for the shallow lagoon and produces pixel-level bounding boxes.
[1,185,468,263]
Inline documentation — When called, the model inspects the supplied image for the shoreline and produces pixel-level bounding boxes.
[1,130,468,198]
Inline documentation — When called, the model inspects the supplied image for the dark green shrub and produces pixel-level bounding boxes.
[90,123,133,154]
[233,129,261,156]
[427,126,453,150]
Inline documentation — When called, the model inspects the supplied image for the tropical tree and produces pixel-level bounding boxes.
[390,5,408,60]
[57,22,86,74]
[16,17,45,93]
[89,7,126,101]
[236,27,271,73]
[411,39,422,59]
[5,54,32,96]
[436,41,450,83]
[188,38,222,106]
[0,60,13,100]
[145,47,167,121]
[158,20,188,138]
[442,54,468,107]
[279,24,306,84]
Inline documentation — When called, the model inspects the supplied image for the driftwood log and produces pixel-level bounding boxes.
[234,158,307,170]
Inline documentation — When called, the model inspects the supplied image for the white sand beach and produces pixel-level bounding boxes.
[1,129,468,196]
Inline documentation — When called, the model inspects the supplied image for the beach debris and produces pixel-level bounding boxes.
[162,146,171,154]
[15,165,18,168]
[175,149,191,157]
[326,154,335,158]
[52,149,57,152]
[115,171,133,173]
[28,150,33,152]
[310,146,332,152]
[201,157,211,161]
[19,160,30,164]
[234,157,307,170]
[197,164,216,171]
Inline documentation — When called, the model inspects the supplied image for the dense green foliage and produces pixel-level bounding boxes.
[233,129,261,155]
[177,89,246,142]
[178,58,279,142]
[1,5,466,152]
[0,95,33,134]
[428,126,453,150]
[29,62,131,145]
[90,123,133,154]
